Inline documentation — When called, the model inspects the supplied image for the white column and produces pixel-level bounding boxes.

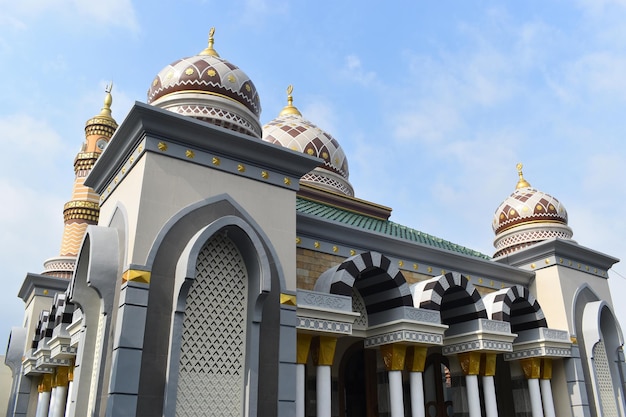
[64,381,73,417]
[482,375,498,417]
[466,374,482,417]
[50,385,68,417]
[47,387,57,417]
[409,371,425,417]
[527,378,544,417]
[316,365,331,417]
[296,363,306,417]
[35,391,51,417]
[388,370,405,417]
[540,378,555,417]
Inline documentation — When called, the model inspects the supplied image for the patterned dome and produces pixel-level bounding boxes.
[147,29,262,137]
[262,86,354,196]
[492,164,573,257]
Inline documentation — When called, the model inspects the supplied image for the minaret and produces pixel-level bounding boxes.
[42,85,118,278]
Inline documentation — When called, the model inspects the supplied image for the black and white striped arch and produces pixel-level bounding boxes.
[412,272,487,326]
[488,285,547,332]
[314,251,413,316]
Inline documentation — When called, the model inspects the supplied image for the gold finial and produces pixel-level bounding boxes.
[515,162,531,189]
[99,82,114,118]
[199,27,220,57]
[279,84,302,116]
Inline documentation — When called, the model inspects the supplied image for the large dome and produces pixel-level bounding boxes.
[262,86,354,196]
[147,28,262,137]
[492,164,573,257]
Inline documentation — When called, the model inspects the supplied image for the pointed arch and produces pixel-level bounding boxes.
[314,251,413,316]
[411,272,486,325]
[136,194,288,417]
[66,226,120,417]
[485,285,547,332]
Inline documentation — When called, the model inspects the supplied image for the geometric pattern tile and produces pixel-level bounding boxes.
[176,233,248,417]
[593,340,619,417]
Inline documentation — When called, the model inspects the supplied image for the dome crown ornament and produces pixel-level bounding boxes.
[515,162,531,189]
[279,85,302,116]
[199,27,220,57]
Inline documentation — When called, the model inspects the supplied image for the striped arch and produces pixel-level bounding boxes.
[413,272,487,325]
[314,251,413,315]
[489,285,547,332]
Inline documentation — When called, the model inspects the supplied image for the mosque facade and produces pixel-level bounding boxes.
[3,30,624,417]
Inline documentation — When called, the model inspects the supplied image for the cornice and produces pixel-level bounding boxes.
[86,102,321,196]
[18,273,69,304]
[493,238,619,277]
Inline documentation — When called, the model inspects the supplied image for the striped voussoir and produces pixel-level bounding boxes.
[417,272,487,326]
[314,251,413,316]
[491,285,547,332]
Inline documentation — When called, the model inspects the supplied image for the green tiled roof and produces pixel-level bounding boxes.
[296,197,491,260]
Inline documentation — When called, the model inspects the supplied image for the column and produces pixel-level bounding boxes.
[406,346,428,417]
[380,343,407,417]
[35,374,53,417]
[64,363,74,417]
[521,358,544,417]
[296,333,313,417]
[481,353,498,417]
[458,351,482,417]
[311,336,337,417]
[49,367,69,417]
[540,359,555,417]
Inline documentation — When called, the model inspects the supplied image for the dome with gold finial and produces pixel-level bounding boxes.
[492,163,572,257]
[147,28,262,137]
[262,85,354,196]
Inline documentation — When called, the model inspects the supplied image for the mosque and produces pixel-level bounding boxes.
[3,29,624,417]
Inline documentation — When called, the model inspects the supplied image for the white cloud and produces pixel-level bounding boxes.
[0,0,139,32]
[342,54,377,86]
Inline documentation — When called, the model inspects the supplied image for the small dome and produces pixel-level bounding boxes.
[262,86,354,196]
[493,164,573,257]
[147,28,262,137]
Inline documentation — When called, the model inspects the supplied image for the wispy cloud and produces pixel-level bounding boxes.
[0,0,139,32]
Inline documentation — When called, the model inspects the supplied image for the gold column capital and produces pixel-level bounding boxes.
[541,358,553,380]
[122,268,151,284]
[311,336,337,367]
[297,333,313,365]
[480,353,497,377]
[56,366,70,386]
[38,374,53,393]
[520,357,542,379]
[380,343,407,371]
[406,346,428,372]
[458,351,481,376]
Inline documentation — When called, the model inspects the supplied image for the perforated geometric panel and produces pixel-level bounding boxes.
[351,289,368,329]
[593,340,619,417]
[176,233,248,416]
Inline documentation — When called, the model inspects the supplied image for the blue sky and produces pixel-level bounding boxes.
[1,0,625,342]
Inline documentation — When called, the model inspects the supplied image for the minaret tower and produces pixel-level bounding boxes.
[42,85,118,278]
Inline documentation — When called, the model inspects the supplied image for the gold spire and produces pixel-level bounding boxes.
[279,85,302,116]
[199,27,220,57]
[515,162,532,189]
[98,82,114,119]
[85,84,118,138]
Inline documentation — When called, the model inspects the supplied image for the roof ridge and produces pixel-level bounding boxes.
[296,197,490,260]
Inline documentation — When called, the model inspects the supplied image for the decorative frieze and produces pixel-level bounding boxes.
[365,330,443,348]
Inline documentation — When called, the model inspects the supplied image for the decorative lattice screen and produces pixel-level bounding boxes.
[352,289,368,329]
[176,233,248,416]
[593,340,619,417]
